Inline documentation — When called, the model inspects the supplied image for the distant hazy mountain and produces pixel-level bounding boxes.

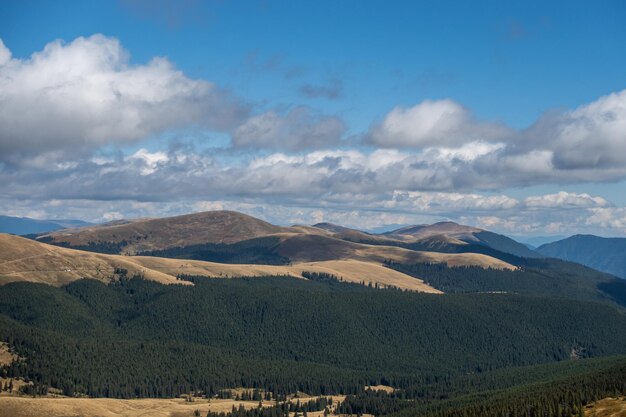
[537,235,626,279]
[0,215,92,235]
[513,235,568,248]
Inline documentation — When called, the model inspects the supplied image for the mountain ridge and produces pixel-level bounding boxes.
[0,215,93,236]
[35,211,525,267]
[537,234,626,279]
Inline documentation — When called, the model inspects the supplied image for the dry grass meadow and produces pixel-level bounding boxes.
[585,397,626,417]
[0,395,351,417]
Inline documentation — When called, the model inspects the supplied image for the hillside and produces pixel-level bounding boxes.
[313,223,400,245]
[273,233,515,268]
[0,396,320,417]
[1,277,625,399]
[383,221,482,240]
[383,222,541,258]
[538,235,626,279]
[33,211,517,270]
[0,234,440,293]
[314,221,541,260]
[0,234,190,286]
[37,211,298,254]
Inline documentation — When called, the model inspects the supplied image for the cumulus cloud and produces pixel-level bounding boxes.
[586,207,626,231]
[0,39,10,65]
[535,89,626,169]
[0,35,248,165]
[1,182,621,236]
[388,191,519,212]
[367,99,512,148]
[128,149,170,175]
[232,106,346,150]
[364,89,626,186]
[3,34,626,236]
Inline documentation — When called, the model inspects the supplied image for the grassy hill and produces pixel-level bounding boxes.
[382,222,541,258]
[31,210,523,275]
[35,211,536,266]
[0,234,440,293]
[36,211,297,254]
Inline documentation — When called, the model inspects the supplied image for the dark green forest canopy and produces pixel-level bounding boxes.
[384,260,626,307]
[137,237,290,265]
[1,275,625,400]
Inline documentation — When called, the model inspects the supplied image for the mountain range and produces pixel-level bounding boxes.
[3,210,624,289]
[36,210,540,261]
[537,234,626,279]
[0,215,92,236]
[0,209,620,305]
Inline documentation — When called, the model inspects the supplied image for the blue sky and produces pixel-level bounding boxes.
[1,0,626,236]
[4,0,625,129]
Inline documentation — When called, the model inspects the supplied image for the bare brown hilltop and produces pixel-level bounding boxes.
[38,210,302,254]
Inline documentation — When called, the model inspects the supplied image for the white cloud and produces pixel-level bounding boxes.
[3,34,626,236]
[365,89,626,187]
[128,149,170,175]
[2,188,622,237]
[524,191,609,209]
[585,208,626,232]
[367,99,511,148]
[548,89,626,169]
[0,35,247,164]
[102,211,124,222]
[0,39,11,65]
[389,191,519,212]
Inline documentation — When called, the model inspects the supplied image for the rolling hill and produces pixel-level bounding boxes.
[7,207,626,304]
[0,233,441,292]
[537,234,626,279]
[382,222,541,258]
[314,221,541,260]
[35,211,516,270]
[36,211,297,253]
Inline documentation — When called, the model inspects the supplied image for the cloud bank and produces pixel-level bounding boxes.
[2,34,626,236]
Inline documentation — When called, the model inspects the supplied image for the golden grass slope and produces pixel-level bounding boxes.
[0,342,17,367]
[0,234,190,287]
[0,395,354,417]
[584,397,626,417]
[0,231,518,293]
[276,233,515,269]
[0,397,292,417]
[0,233,445,293]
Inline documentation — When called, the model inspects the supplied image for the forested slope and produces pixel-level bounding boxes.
[1,276,625,399]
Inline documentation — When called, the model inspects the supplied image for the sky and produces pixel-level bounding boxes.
[1,0,626,237]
